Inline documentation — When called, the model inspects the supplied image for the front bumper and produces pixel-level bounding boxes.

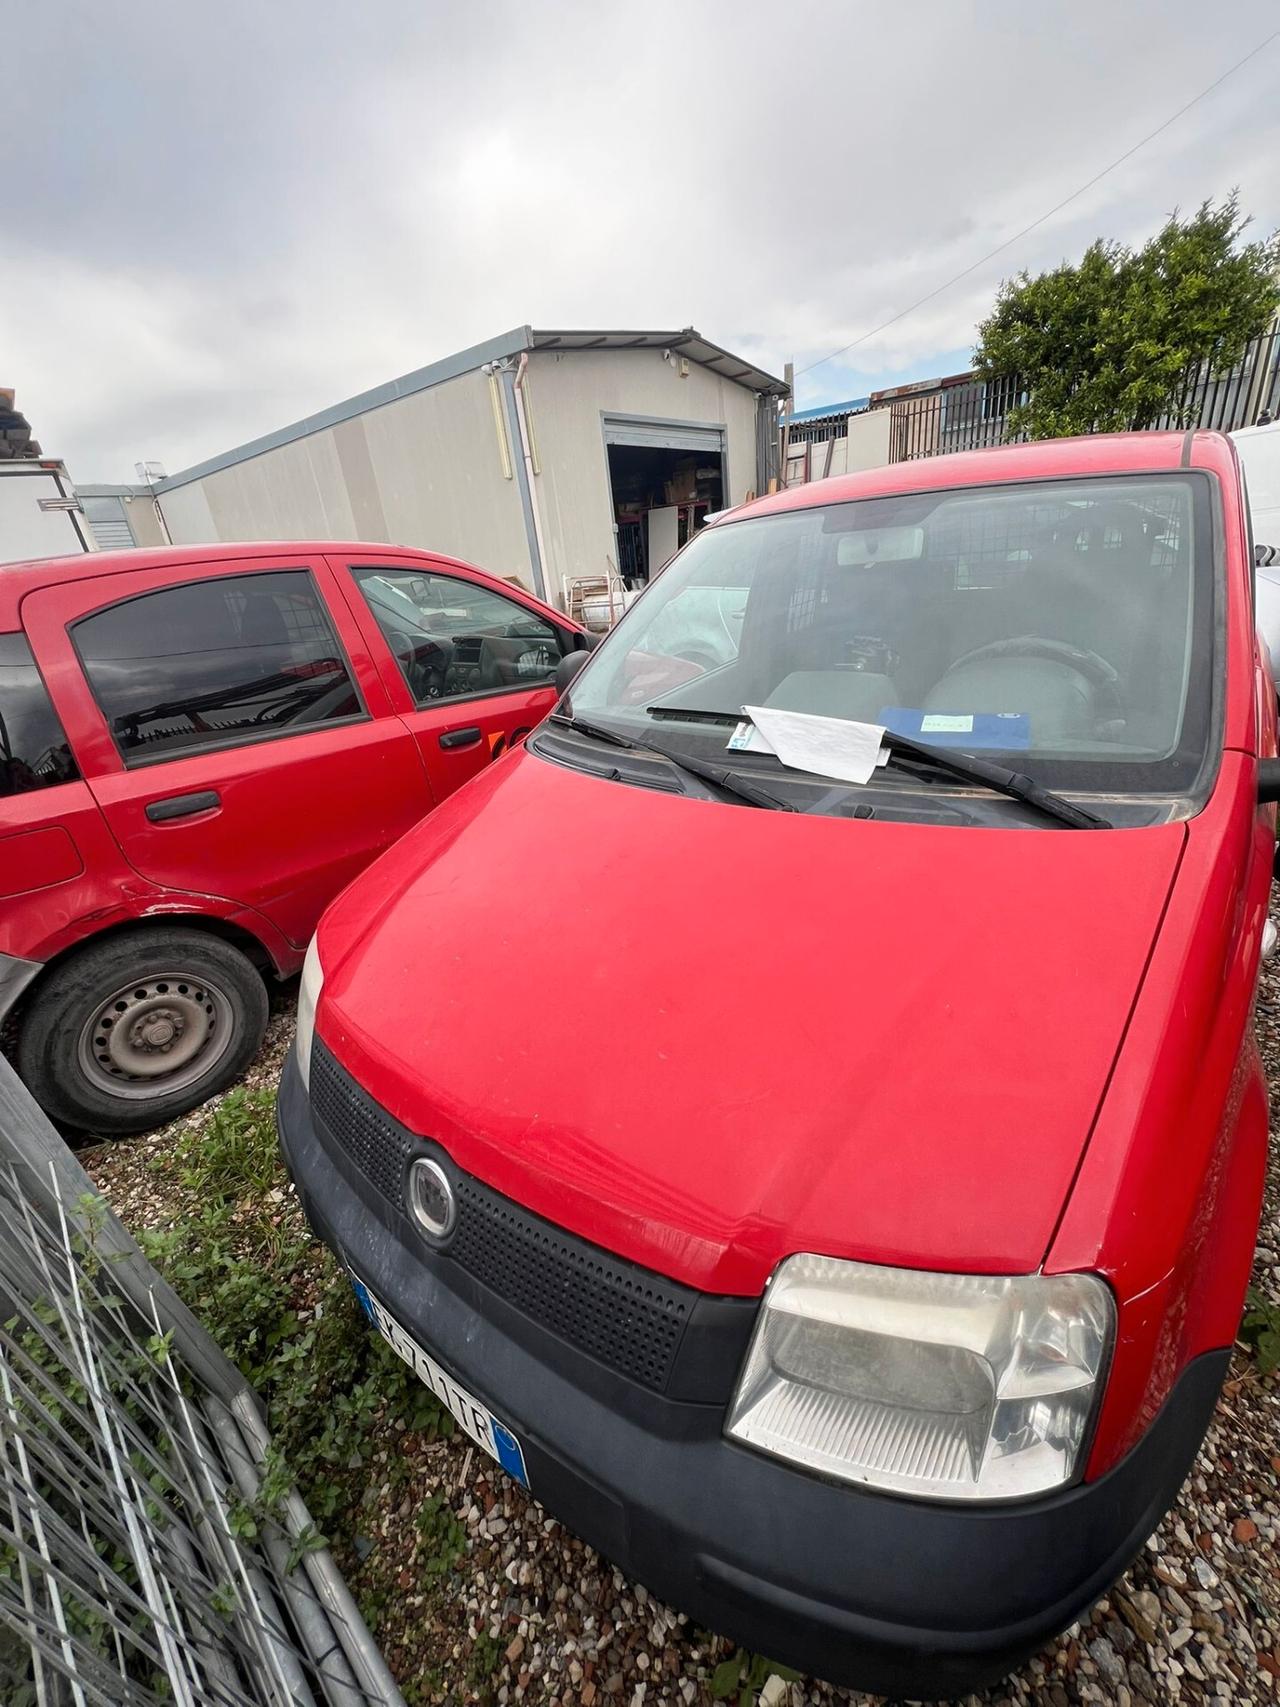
[278,1048,1227,1698]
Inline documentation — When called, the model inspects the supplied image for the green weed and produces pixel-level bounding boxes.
[413,1492,466,1581]
[1241,1286,1280,1374]
[136,1085,451,1539]
[710,1649,802,1705]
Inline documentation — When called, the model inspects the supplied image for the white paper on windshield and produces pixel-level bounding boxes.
[741,706,887,785]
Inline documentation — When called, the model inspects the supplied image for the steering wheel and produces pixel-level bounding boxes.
[386,626,446,700]
[384,625,416,663]
[944,635,1120,689]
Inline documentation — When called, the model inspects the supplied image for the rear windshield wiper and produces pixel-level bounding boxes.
[879,731,1110,829]
[549,713,794,811]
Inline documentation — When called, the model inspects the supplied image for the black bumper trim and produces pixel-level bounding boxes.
[278,1048,1229,1698]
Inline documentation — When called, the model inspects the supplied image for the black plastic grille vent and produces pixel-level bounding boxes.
[310,1042,413,1205]
[448,1177,690,1390]
[309,1043,693,1391]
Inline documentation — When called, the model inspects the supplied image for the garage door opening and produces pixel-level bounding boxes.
[605,428,725,589]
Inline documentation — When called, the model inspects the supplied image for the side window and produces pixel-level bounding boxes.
[352,568,564,704]
[73,570,363,763]
[0,633,80,796]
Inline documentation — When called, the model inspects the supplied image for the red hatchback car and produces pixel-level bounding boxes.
[0,541,585,1132]
[280,433,1276,1694]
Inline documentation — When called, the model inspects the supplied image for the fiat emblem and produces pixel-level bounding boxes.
[407,1157,457,1241]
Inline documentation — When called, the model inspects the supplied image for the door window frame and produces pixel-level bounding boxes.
[337,559,574,713]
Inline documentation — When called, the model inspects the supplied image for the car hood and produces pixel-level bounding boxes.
[316,747,1185,1295]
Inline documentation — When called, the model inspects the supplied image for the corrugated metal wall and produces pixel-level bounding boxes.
[79,493,136,550]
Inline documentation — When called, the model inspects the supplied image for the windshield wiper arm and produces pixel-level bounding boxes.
[549,713,794,812]
[879,731,1110,829]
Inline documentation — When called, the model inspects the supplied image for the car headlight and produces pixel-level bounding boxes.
[726,1255,1113,1501]
[295,934,325,1095]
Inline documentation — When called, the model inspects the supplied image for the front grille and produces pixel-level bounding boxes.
[310,1042,694,1391]
[311,1042,413,1203]
[449,1176,689,1389]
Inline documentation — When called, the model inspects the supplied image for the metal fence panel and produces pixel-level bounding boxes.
[0,1057,405,1707]
[881,330,1280,464]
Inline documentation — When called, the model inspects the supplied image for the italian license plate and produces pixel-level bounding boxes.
[350,1275,529,1487]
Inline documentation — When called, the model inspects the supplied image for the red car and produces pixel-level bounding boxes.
[0,541,585,1132]
[279,432,1276,1695]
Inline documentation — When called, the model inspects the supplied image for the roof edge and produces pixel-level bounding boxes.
[530,326,789,395]
[156,326,532,493]
[74,483,154,497]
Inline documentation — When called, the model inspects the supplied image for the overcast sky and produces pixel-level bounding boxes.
[5,1,1279,482]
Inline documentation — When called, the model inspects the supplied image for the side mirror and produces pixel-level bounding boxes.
[1258,758,1280,802]
[556,649,592,695]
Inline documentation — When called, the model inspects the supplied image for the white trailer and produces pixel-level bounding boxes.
[0,461,94,563]
[1234,420,1280,549]
[1234,421,1280,693]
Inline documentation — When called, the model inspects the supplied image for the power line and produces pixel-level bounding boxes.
[794,27,1280,381]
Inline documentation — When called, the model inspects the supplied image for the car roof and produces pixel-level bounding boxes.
[713,429,1215,530]
[0,539,498,630]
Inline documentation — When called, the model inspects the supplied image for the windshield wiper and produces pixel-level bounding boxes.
[646,707,741,725]
[549,713,794,812]
[611,708,1105,827]
[878,731,1110,829]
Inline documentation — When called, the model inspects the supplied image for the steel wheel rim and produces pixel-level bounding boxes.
[76,970,236,1102]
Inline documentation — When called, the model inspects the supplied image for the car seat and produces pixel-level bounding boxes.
[764,670,900,721]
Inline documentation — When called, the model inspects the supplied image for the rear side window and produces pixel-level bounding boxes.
[73,570,363,763]
[0,633,80,796]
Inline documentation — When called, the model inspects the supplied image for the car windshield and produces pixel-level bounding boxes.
[563,474,1215,809]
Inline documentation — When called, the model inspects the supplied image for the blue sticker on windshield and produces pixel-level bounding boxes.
[879,709,1031,749]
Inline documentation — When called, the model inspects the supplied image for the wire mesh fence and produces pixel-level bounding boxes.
[0,1057,404,1707]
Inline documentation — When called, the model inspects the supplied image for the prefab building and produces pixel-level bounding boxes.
[153,327,788,610]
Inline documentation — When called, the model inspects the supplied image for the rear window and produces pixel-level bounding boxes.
[0,633,79,797]
[72,570,363,763]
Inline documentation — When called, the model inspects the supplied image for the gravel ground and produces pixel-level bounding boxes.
[86,938,1280,1707]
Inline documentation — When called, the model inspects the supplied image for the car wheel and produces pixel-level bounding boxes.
[17,928,269,1136]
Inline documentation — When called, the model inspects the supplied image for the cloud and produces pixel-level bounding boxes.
[3,0,1278,478]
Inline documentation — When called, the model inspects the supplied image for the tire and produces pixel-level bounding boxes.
[17,928,269,1136]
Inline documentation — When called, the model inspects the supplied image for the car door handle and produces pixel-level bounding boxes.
[438,727,482,750]
[145,790,222,823]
